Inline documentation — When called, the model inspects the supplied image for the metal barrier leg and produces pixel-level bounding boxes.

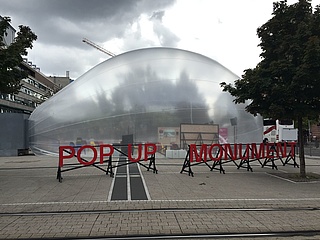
[57,167,62,182]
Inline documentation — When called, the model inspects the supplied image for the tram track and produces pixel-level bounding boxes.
[1,206,320,216]
[57,230,320,239]
[3,230,320,239]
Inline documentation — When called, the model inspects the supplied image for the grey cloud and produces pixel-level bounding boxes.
[150,11,165,22]
[149,11,180,47]
[152,21,180,47]
[0,0,178,78]
[0,0,176,48]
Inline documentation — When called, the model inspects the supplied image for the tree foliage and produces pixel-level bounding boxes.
[220,0,320,177]
[0,16,37,94]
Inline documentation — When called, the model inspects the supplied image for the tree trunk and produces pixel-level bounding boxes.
[298,116,306,178]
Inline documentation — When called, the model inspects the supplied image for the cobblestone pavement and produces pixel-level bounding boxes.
[0,154,320,239]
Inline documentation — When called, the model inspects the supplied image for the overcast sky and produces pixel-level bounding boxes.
[1,0,320,79]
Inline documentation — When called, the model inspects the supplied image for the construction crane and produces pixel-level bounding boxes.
[82,38,116,57]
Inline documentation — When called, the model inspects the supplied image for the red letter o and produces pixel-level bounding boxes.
[77,145,97,165]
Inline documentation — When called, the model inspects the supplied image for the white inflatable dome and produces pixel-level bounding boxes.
[28,47,262,155]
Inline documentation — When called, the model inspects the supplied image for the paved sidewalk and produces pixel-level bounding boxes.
[0,154,320,239]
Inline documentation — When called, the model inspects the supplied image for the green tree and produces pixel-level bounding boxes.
[220,0,320,178]
[0,16,37,94]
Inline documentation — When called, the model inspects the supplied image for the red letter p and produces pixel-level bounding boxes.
[59,146,75,167]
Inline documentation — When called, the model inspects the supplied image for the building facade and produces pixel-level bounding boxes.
[48,71,73,89]
[0,58,65,114]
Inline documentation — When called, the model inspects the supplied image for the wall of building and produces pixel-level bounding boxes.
[0,60,65,114]
[1,16,15,46]
[0,113,29,156]
[48,71,72,89]
[311,124,320,141]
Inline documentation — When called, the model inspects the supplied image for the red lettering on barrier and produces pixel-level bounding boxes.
[276,142,286,158]
[287,142,296,156]
[128,144,142,162]
[239,144,250,160]
[58,142,298,168]
[251,143,265,159]
[224,144,237,160]
[99,144,114,164]
[266,143,275,158]
[189,144,208,162]
[59,146,75,167]
[208,144,223,161]
[77,145,97,165]
[144,143,156,160]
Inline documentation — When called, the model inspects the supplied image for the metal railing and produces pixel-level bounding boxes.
[296,142,320,157]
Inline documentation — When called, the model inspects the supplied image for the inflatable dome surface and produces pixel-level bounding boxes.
[28,47,262,155]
